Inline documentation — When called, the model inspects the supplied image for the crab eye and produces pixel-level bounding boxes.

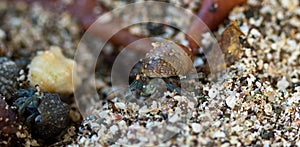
[35,115,42,123]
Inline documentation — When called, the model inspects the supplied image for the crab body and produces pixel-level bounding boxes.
[130,41,193,95]
[13,88,69,139]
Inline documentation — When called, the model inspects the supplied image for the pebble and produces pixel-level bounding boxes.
[277,77,289,90]
[0,29,5,39]
[191,123,201,133]
[264,103,273,115]
[208,87,218,98]
[109,125,119,135]
[280,0,299,10]
[193,57,204,67]
[139,106,150,115]
[226,94,236,109]
[169,114,180,123]
[28,46,81,94]
[115,102,126,110]
[118,120,127,130]
[173,95,187,103]
[240,25,249,34]
[214,131,226,138]
[230,136,239,145]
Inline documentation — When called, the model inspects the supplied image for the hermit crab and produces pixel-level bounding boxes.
[130,41,196,96]
[12,87,69,140]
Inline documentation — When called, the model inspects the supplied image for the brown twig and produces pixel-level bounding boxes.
[69,0,247,55]
[187,0,247,52]
[16,0,246,56]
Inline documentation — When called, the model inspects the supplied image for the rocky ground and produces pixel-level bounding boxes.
[0,0,299,146]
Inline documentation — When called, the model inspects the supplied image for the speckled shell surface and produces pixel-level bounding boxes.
[142,41,194,78]
[35,93,69,138]
[0,57,19,99]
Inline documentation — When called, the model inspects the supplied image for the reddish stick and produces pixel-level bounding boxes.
[15,0,246,55]
[187,0,247,52]
[69,0,246,55]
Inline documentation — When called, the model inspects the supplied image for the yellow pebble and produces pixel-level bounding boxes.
[28,46,81,93]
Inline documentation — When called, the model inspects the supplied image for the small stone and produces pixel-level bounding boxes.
[277,77,289,90]
[191,123,201,133]
[240,25,249,34]
[280,0,299,10]
[99,111,108,118]
[230,136,239,144]
[169,114,180,123]
[214,131,226,138]
[264,103,273,115]
[109,125,118,135]
[208,88,218,98]
[232,125,243,132]
[174,95,187,103]
[118,120,127,130]
[193,58,204,67]
[249,28,261,38]
[28,46,81,94]
[115,102,126,109]
[150,101,157,109]
[226,94,236,109]
[139,106,150,115]
[221,143,230,147]
[0,29,6,39]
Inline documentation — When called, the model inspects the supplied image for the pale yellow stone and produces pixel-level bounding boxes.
[28,46,81,93]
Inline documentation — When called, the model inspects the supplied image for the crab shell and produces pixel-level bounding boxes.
[0,57,19,99]
[34,93,69,139]
[141,41,194,78]
[28,46,81,94]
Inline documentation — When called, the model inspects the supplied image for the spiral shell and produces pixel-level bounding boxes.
[28,46,81,93]
[141,41,194,78]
